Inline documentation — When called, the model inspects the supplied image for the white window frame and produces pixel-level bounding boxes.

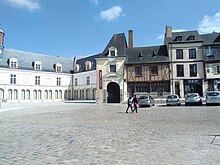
[35,76,40,85]
[56,63,62,72]
[108,47,117,57]
[9,58,18,68]
[85,61,91,71]
[34,61,42,71]
[57,77,61,86]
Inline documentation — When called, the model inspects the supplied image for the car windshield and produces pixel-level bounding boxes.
[207,92,220,96]
[139,96,148,99]
[167,95,177,99]
[187,93,199,97]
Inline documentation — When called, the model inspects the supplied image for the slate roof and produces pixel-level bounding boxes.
[75,53,102,72]
[0,49,73,73]
[200,32,220,44]
[125,45,170,64]
[102,33,127,56]
[75,33,128,73]
[165,30,203,43]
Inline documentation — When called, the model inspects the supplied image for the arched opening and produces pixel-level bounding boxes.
[107,82,120,103]
[0,88,4,100]
[86,89,90,100]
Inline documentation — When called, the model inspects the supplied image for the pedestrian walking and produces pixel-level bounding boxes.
[132,95,138,113]
[126,97,133,113]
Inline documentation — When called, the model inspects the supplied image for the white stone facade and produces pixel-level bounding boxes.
[0,67,72,102]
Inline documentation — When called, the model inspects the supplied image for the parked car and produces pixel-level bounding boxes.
[166,94,181,106]
[138,96,155,107]
[185,93,202,106]
[206,91,220,105]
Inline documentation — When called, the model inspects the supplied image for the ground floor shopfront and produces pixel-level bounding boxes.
[206,79,220,91]
[173,79,205,97]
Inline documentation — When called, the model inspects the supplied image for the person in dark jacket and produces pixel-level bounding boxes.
[126,97,133,113]
[132,95,138,113]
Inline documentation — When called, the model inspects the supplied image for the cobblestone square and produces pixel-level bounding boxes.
[0,102,220,164]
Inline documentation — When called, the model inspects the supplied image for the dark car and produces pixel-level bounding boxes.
[138,96,155,107]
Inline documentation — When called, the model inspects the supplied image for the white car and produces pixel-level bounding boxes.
[166,94,181,106]
[206,91,220,105]
[185,93,202,106]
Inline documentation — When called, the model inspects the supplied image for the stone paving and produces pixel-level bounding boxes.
[0,102,220,165]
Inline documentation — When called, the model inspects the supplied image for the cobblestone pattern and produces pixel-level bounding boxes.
[0,103,220,164]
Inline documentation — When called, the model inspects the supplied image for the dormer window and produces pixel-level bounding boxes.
[187,36,195,41]
[9,58,18,68]
[108,47,117,57]
[55,63,62,72]
[74,64,79,72]
[85,61,92,71]
[34,61,42,71]
[175,36,182,41]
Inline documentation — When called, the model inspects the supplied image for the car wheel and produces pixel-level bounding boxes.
[185,103,188,106]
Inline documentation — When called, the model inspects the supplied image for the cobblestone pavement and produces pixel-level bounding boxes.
[0,102,220,165]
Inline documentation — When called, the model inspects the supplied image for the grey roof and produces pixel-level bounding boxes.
[102,33,127,56]
[75,33,128,73]
[0,49,73,73]
[125,45,170,64]
[166,30,203,43]
[75,53,102,72]
[200,32,220,44]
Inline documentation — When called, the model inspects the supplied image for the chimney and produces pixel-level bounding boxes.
[165,25,172,38]
[0,29,4,47]
[128,30,134,48]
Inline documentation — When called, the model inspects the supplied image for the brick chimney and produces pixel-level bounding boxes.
[165,25,172,38]
[0,29,4,47]
[128,30,134,48]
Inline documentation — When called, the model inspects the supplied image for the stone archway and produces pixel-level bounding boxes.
[107,82,120,103]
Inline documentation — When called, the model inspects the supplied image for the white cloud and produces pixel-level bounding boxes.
[90,0,99,5]
[198,12,220,33]
[4,0,40,11]
[99,6,123,22]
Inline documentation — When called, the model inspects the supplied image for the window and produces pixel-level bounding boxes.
[10,74,16,84]
[175,36,182,41]
[177,65,184,77]
[108,47,117,56]
[34,61,42,70]
[57,77,61,86]
[189,64,197,77]
[86,64,90,70]
[189,49,196,59]
[85,61,91,71]
[217,66,220,74]
[86,76,90,85]
[55,63,62,72]
[187,36,195,41]
[151,66,158,75]
[56,66,62,72]
[110,50,115,56]
[36,64,41,70]
[75,78,78,86]
[35,76,40,85]
[9,58,18,68]
[74,64,79,72]
[110,65,116,72]
[135,67,142,76]
[176,49,183,59]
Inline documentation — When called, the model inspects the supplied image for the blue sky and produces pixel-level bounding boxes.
[0,0,220,59]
